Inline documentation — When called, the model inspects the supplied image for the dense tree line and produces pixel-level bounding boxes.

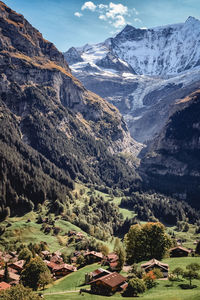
[120,192,200,225]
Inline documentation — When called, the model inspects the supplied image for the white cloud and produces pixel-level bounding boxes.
[106,2,128,19]
[99,15,107,21]
[113,15,126,28]
[78,2,139,30]
[98,4,108,10]
[81,1,96,11]
[74,12,83,17]
[134,18,142,23]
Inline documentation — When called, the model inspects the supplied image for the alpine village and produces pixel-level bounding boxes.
[0,1,200,299]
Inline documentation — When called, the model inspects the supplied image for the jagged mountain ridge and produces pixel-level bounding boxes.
[64,17,200,143]
[0,1,141,217]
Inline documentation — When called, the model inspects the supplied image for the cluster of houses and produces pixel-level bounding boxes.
[0,231,195,294]
[0,251,24,291]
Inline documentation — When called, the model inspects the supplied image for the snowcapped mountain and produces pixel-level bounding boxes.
[111,17,200,76]
[64,17,200,143]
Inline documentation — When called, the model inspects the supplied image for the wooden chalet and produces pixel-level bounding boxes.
[90,272,127,295]
[84,251,103,263]
[8,260,25,273]
[0,282,11,291]
[169,246,191,257]
[141,258,169,278]
[85,268,111,284]
[53,264,77,278]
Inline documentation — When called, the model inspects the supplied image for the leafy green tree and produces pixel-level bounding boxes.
[123,278,146,297]
[172,267,184,280]
[125,222,172,263]
[18,248,32,263]
[21,257,51,290]
[183,270,199,286]
[183,263,200,286]
[99,245,109,256]
[38,271,52,290]
[0,284,41,300]
[152,268,163,279]
[76,255,86,268]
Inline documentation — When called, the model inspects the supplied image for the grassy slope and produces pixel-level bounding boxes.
[43,257,200,300]
[0,212,111,253]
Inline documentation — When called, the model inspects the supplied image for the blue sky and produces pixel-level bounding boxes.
[4,0,200,51]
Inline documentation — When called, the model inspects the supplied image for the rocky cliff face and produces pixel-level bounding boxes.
[140,89,200,208]
[64,17,200,143]
[0,1,141,216]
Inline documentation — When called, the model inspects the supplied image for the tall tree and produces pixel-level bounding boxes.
[3,263,10,283]
[21,257,51,290]
[125,222,172,263]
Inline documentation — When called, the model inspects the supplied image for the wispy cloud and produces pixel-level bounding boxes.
[81,1,96,12]
[134,18,142,23]
[74,12,83,17]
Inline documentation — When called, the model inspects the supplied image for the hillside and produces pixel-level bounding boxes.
[0,1,141,218]
[140,89,200,208]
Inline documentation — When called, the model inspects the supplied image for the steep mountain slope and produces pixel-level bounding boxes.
[0,1,141,217]
[64,17,200,143]
[140,89,200,208]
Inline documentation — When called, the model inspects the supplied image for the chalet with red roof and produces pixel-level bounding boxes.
[169,246,191,257]
[141,258,169,278]
[90,272,127,295]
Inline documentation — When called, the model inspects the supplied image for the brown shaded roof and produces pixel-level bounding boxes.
[0,270,20,281]
[90,272,126,288]
[0,282,11,290]
[169,246,191,253]
[45,260,59,270]
[9,260,25,269]
[141,259,169,271]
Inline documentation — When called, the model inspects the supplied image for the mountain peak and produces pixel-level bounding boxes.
[185,16,200,25]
